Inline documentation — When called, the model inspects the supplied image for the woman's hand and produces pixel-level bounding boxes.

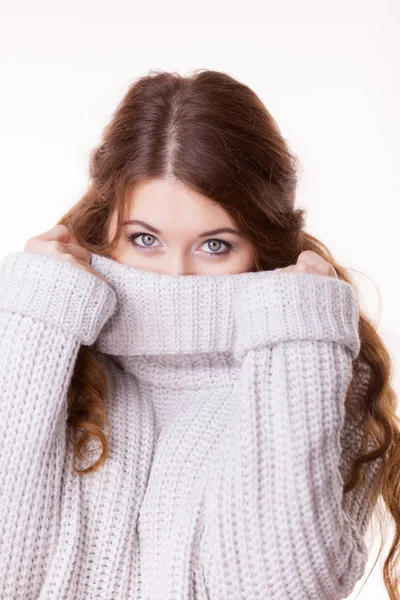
[24,224,109,284]
[280,250,337,278]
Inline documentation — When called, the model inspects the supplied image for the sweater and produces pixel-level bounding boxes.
[0,250,382,600]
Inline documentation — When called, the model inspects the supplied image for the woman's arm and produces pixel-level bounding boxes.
[0,251,117,598]
[198,272,377,600]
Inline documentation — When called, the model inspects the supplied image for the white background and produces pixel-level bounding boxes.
[0,0,399,597]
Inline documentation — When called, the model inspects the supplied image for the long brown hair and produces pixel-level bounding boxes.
[56,68,399,598]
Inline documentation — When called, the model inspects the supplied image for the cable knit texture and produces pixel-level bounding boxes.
[0,250,381,600]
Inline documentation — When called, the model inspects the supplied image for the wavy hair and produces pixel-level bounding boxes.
[56,68,399,599]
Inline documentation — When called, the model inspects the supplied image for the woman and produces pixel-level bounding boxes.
[0,68,398,600]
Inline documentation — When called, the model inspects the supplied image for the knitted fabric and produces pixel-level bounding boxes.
[0,250,381,600]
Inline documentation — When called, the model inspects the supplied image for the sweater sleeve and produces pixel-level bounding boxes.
[0,251,117,598]
[198,272,379,600]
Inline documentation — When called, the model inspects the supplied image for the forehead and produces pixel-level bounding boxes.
[126,178,231,225]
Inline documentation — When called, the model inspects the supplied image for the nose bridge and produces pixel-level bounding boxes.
[164,248,194,276]
[169,255,194,276]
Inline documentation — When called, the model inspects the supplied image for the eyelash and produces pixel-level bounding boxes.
[126,232,233,258]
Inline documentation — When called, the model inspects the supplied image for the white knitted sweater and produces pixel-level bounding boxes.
[0,250,381,600]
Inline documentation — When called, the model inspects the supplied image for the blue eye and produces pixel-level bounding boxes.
[126,233,233,257]
[201,239,232,257]
[127,233,160,251]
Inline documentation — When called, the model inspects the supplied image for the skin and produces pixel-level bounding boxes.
[107,177,337,278]
[108,177,256,275]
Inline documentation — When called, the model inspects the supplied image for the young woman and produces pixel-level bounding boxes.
[0,69,398,600]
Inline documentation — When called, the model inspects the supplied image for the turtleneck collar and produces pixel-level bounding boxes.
[88,253,360,394]
[89,252,279,359]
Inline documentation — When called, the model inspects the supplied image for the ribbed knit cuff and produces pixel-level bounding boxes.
[233,272,361,360]
[0,252,118,345]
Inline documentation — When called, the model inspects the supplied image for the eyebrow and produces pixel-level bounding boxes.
[122,219,244,238]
